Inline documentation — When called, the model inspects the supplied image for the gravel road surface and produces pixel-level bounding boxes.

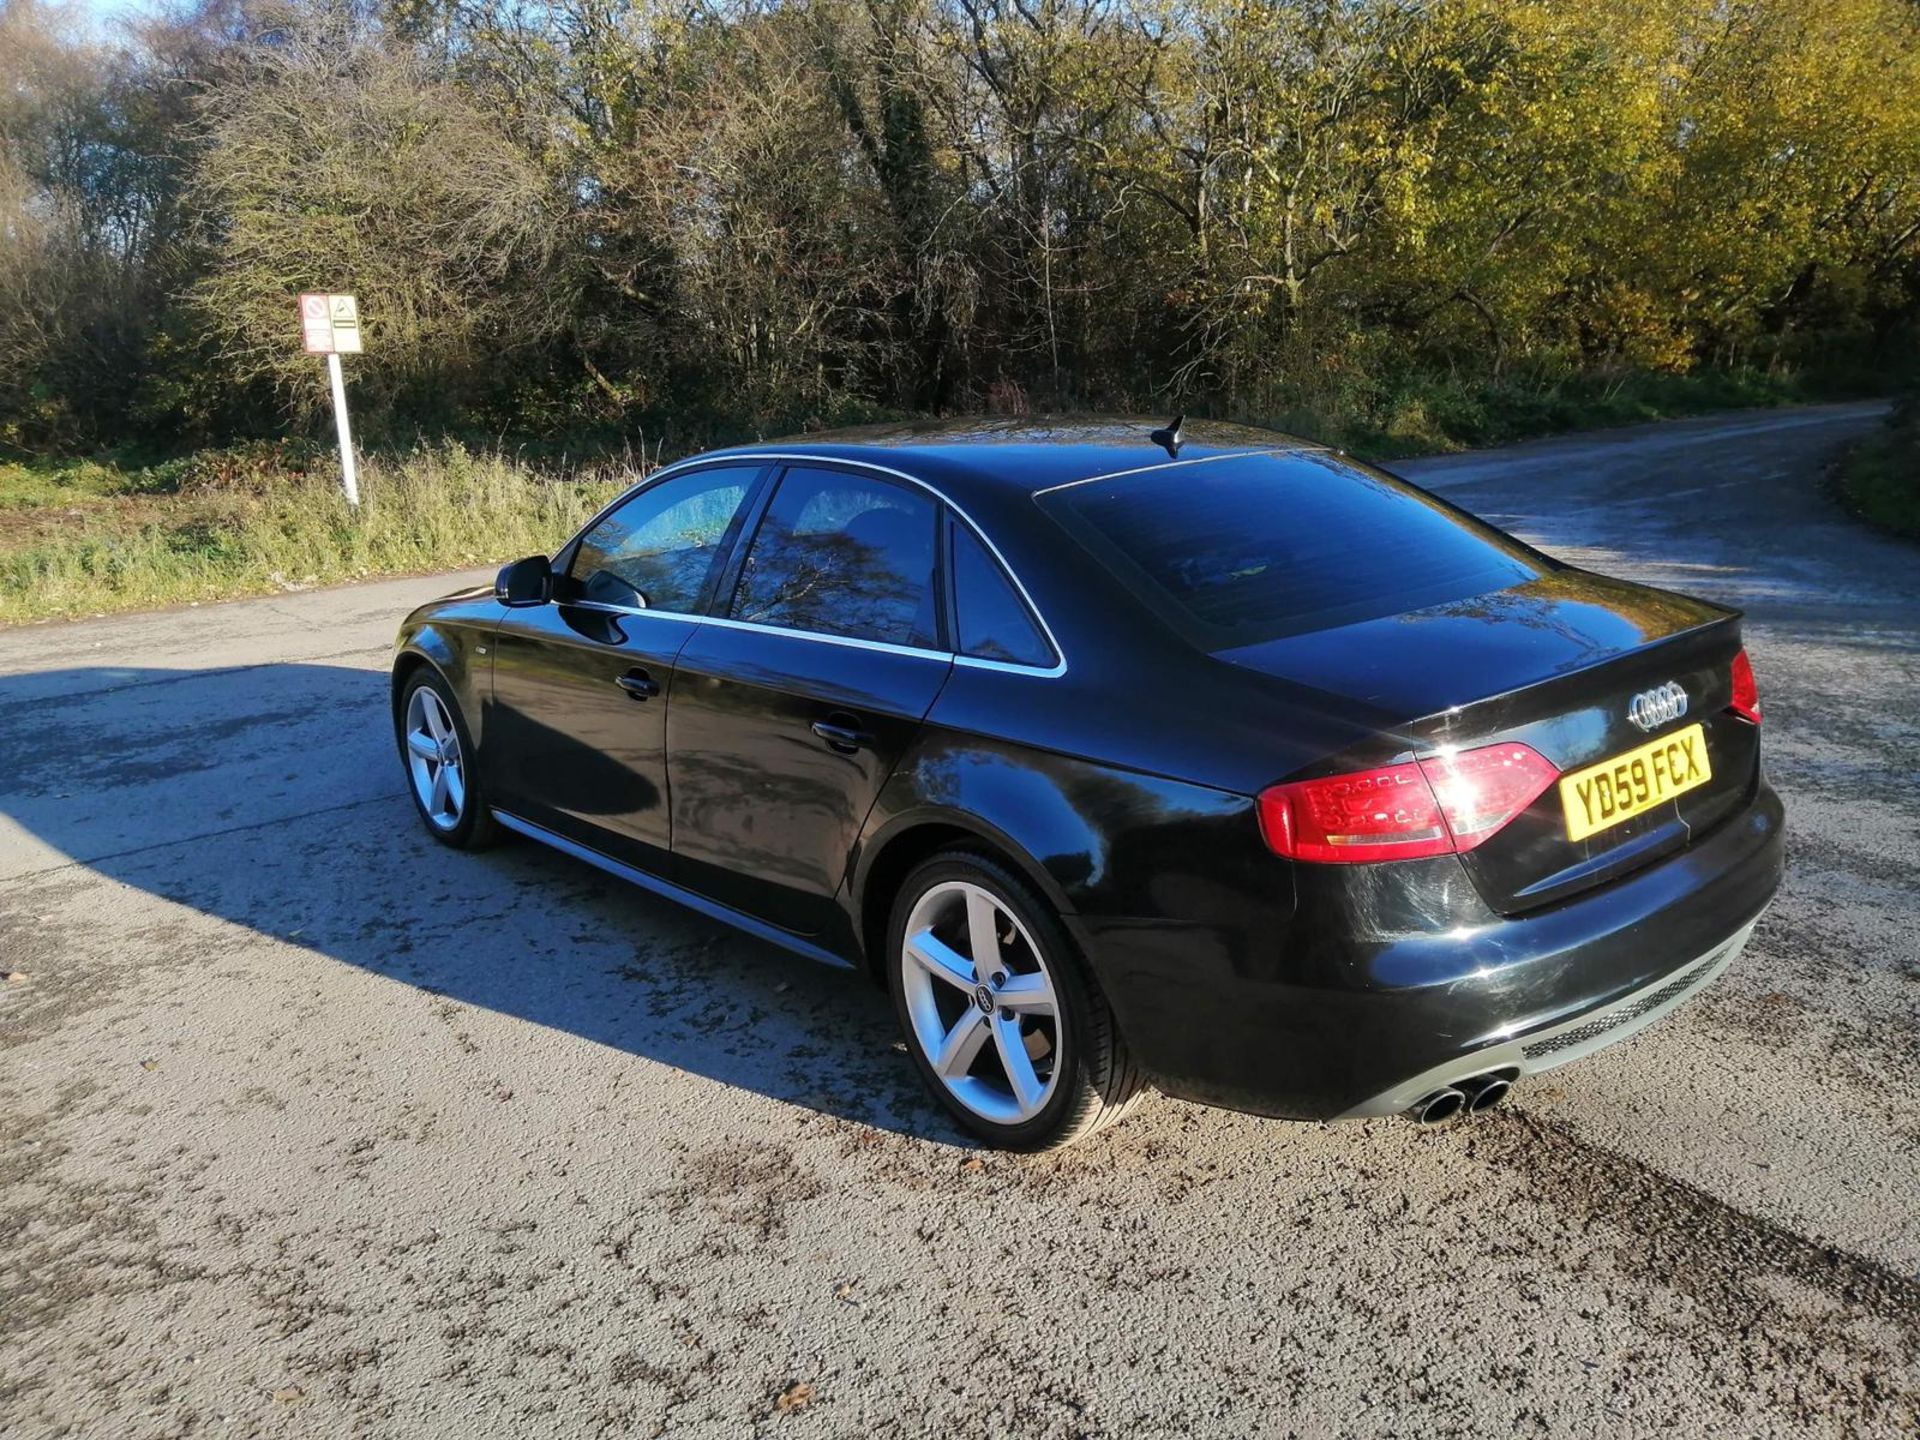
[3,402,1916,1438]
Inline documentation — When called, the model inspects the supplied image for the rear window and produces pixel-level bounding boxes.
[1039,452,1549,647]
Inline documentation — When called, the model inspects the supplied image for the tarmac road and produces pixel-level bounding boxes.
[2,401,1916,1438]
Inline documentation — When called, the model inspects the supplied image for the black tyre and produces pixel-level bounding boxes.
[888,849,1148,1149]
[395,666,498,850]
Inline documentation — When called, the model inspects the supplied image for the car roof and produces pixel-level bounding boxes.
[693,415,1325,498]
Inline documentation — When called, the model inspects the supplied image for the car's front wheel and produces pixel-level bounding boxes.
[888,850,1147,1149]
[396,667,497,850]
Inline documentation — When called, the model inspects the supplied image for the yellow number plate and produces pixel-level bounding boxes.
[1558,722,1711,842]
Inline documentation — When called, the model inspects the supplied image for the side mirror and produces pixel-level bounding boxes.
[496,554,553,607]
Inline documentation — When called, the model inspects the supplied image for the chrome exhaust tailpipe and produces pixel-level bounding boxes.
[1406,1087,1466,1124]
[1457,1073,1512,1113]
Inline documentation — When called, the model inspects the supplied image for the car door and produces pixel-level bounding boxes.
[485,463,766,872]
[666,464,954,935]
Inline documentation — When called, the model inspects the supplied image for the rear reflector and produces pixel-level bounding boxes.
[1729,648,1761,724]
[1259,743,1558,864]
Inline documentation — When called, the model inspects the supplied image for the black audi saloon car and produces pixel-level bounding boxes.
[392,417,1783,1148]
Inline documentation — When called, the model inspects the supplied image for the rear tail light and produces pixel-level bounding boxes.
[1728,648,1761,724]
[1258,743,1558,864]
[1420,744,1562,849]
[1257,760,1450,863]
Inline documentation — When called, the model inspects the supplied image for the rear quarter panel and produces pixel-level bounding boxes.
[854,662,1299,1064]
[856,725,1278,923]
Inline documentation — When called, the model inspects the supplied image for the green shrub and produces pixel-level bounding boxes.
[1836,398,1920,542]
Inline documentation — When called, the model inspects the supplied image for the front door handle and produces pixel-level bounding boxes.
[615,669,660,700]
[810,719,870,754]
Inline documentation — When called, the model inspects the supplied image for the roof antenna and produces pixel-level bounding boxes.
[1149,413,1184,458]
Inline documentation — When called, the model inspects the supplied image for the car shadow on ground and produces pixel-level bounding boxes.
[0,662,968,1145]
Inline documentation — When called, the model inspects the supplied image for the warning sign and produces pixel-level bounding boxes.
[298,292,363,354]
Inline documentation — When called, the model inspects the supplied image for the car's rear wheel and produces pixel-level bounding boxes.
[396,668,497,850]
[888,851,1147,1149]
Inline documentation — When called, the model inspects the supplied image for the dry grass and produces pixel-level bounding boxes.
[0,443,629,626]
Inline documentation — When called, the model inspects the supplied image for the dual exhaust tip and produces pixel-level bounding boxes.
[1407,1071,1512,1124]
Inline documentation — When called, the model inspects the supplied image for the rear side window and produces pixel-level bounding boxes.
[952,523,1054,667]
[1039,452,1547,647]
[728,467,939,648]
[570,465,758,612]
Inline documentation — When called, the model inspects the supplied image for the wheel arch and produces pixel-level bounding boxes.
[391,623,485,746]
[389,647,435,714]
[864,810,1153,1148]
[852,810,1078,986]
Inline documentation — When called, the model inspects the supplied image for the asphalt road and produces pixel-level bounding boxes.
[3,401,1916,1439]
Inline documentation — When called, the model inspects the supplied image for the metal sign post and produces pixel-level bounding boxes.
[298,292,365,507]
[324,352,359,506]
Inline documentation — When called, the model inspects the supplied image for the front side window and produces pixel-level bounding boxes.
[952,524,1054,667]
[728,467,939,648]
[569,465,759,612]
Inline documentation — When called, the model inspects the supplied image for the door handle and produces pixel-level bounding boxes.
[615,669,660,700]
[810,719,870,754]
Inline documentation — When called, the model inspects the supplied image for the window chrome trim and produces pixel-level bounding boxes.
[565,450,1069,677]
[700,613,953,663]
[953,653,1063,675]
[558,598,957,665]
[564,598,704,623]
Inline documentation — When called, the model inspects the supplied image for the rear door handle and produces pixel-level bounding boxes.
[810,720,870,753]
[615,669,660,700]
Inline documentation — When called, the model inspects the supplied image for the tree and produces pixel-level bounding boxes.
[188,7,567,430]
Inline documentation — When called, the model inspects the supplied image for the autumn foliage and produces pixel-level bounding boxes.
[3,0,1917,453]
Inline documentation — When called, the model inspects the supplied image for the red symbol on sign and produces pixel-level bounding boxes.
[302,294,328,321]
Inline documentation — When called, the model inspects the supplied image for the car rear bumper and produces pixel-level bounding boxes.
[1333,916,1755,1117]
[1075,779,1785,1121]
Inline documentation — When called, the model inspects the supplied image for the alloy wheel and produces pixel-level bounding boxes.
[404,685,466,831]
[900,879,1062,1125]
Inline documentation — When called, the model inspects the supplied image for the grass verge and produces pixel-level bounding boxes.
[0,443,626,626]
[1833,397,1920,543]
[1249,365,1835,459]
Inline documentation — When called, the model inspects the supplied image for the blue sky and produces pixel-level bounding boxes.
[74,0,165,29]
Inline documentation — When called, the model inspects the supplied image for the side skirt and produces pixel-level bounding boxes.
[490,808,856,972]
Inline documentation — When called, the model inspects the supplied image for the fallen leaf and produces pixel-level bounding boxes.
[775,1380,815,1414]
[5,972,27,983]
[139,1058,159,1072]
[271,1385,304,1404]
[959,1156,985,1174]
[832,1281,859,1305]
